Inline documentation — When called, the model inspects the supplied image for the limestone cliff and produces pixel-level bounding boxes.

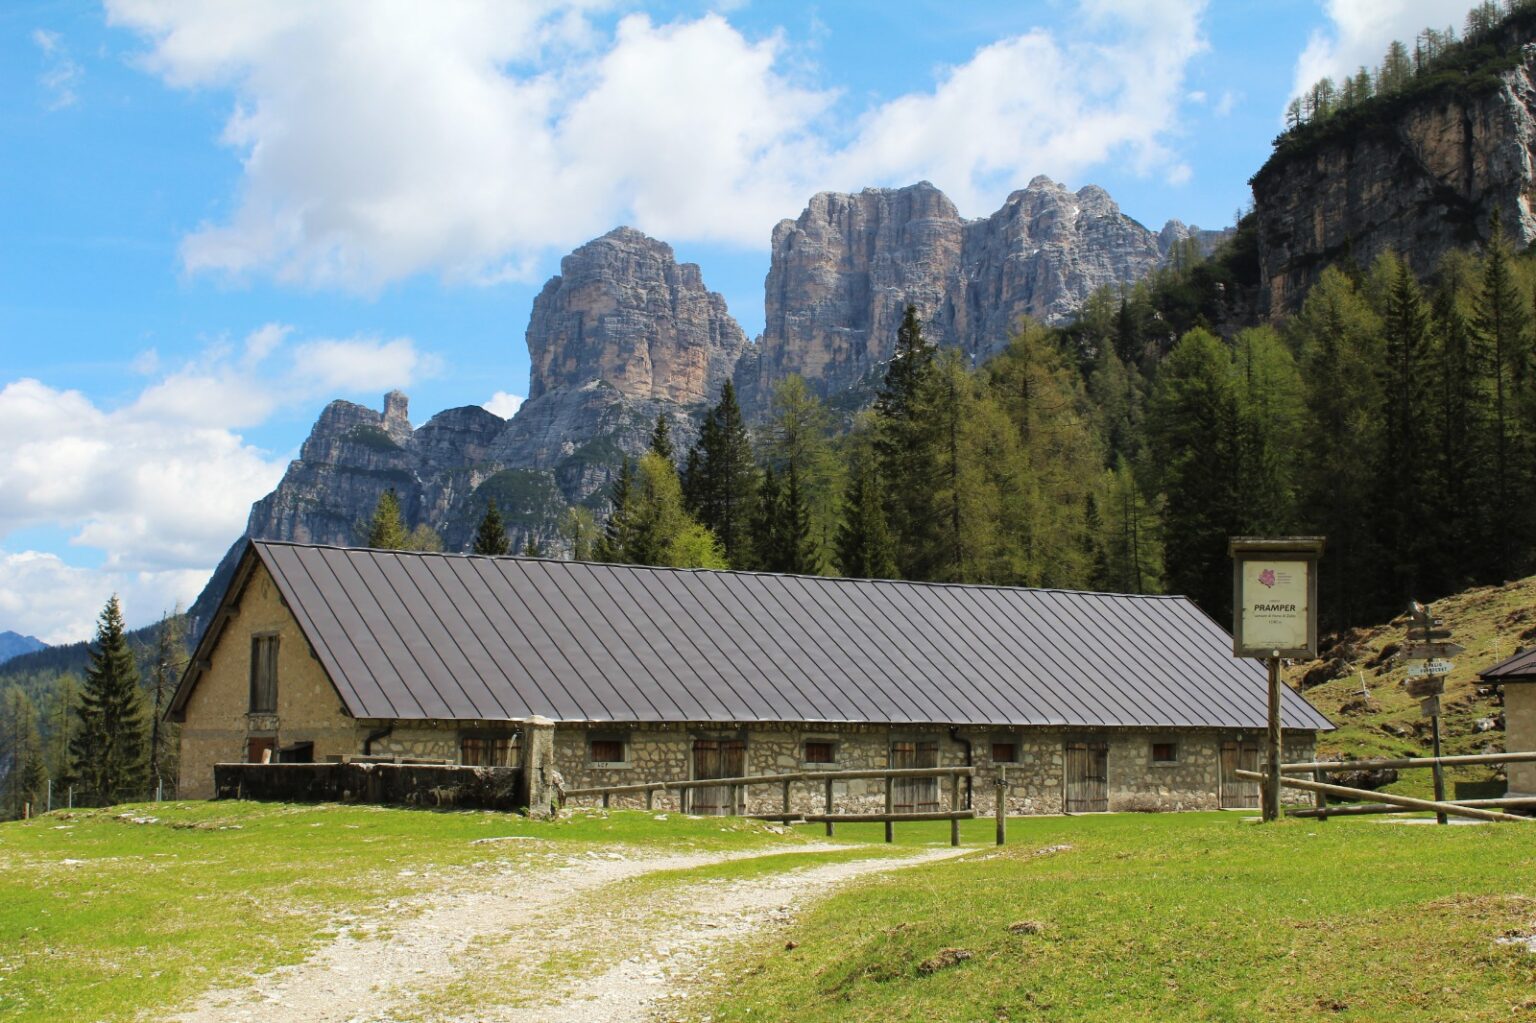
[526,226,748,404]
[742,178,1166,404]
[1252,41,1536,314]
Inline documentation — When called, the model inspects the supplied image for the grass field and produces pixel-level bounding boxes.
[2,804,1533,1023]
[0,800,799,1022]
[695,813,1536,1023]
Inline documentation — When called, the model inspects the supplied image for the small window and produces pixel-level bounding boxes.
[991,742,1018,764]
[461,736,516,767]
[803,740,836,764]
[249,635,279,713]
[1152,741,1179,764]
[589,739,626,764]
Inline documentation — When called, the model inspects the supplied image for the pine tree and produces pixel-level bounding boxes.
[687,381,757,567]
[835,459,898,578]
[649,414,674,461]
[69,595,147,806]
[147,610,186,797]
[473,499,511,556]
[365,490,411,549]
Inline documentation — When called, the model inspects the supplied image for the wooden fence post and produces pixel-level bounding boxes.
[1313,768,1327,821]
[731,784,740,817]
[884,776,894,843]
[825,777,835,836]
[995,765,1007,846]
[602,791,610,809]
[645,787,654,811]
[781,779,792,821]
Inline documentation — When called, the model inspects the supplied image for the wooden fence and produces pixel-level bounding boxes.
[563,765,979,845]
[1241,750,1536,824]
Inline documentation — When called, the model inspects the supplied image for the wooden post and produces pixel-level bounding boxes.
[824,777,834,836]
[602,791,610,809]
[884,775,894,843]
[22,802,30,820]
[645,787,654,811]
[1264,653,1282,822]
[995,766,1007,846]
[1430,711,1447,826]
[782,778,792,822]
[1313,768,1328,822]
[731,784,740,817]
[1233,768,1529,822]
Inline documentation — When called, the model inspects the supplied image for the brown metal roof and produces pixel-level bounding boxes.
[1479,646,1536,683]
[171,541,1334,731]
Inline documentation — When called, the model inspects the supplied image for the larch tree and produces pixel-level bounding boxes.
[365,490,411,549]
[147,610,186,797]
[69,595,147,806]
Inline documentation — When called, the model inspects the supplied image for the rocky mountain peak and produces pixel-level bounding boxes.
[525,225,748,406]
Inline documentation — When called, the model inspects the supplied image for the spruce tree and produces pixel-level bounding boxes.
[687,381,757,567]
[69,595,147,806]
[473,499,511,556]
[778,460,821,574]
[874,304,941,578]
[2,687,46,818]
[1376,255,1437,598]
[751,467,782,571]
[835,459,898,579]
[365,490,411,549]
[649,413,674,461]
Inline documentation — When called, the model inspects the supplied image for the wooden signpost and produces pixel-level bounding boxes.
[1229,537,1325,823]
[1400,601,1454,824]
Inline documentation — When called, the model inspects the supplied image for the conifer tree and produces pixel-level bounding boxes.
[765,376,839,563]
[473,499,512,556]
[1376,255,1437,597]
[521,535,545,557]
[649,413,674,461]
[1428,252,1492,591]
[595,458,636,563]
[365,490,411,549]
[69,595,146,806]
[754,462,820,574]
[686,381,757,567]
[562,506,598,561]
[628,452,725,568]
[750,467,782,571]
[875,305,941,578]
[835,459,898,579]
[2,687,46,818]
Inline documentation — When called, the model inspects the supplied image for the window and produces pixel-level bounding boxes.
[991,742,1018,764]
[1151,741,1179,764]
[249,635,278,713]
[461,736,517,767]
[803,740,836,764]
[589,738,626,764]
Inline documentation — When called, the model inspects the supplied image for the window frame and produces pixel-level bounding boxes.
[1150,739,1180,766]
[990,740,1019,764]
[587,733,630,767]
[801,738,837,765]
[460,734,519,768]
[248,633,279,714]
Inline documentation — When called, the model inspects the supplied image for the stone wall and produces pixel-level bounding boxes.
[1506,684,1536,795]
[553,722,1318,816]
[177,562,364,799]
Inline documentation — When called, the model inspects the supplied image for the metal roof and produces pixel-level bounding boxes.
[172,541,1333,731]
[1479,646,1536,683]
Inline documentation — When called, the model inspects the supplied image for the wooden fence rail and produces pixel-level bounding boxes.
[1278,751,1536,773]
[562,765,980,846]
[1234,767,1530,823]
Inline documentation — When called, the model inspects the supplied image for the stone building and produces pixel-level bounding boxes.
[1478,649,1536,797]
[168,542,1331,813]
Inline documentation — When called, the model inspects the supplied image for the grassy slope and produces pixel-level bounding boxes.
[702,813,1536,1023]
[0,801,801,1023]
[1284,576,1536,800]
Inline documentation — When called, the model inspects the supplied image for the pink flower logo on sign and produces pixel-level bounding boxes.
[1258,568,1276,588]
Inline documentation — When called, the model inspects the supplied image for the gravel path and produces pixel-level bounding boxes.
[168,840,969,1023]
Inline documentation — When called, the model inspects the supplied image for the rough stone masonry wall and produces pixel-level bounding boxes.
[1505,684,1536,795]
[177,562,364,799]
[553,722,1318,816]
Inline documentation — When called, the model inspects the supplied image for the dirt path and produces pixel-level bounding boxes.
[169,840,969,1023]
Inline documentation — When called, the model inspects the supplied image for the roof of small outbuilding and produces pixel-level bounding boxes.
[1479,646,1536,683]
[170,541,1333,731]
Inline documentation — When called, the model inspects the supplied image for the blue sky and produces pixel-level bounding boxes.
[0,0,1478,642]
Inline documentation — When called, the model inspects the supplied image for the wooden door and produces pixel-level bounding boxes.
[246,737,275,764]
[690,739,745,815]
[891,740,939,812]
[1220,741,1261,808]
[1064,741,1108,813]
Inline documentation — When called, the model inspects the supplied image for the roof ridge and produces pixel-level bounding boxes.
[247,540,1186,601]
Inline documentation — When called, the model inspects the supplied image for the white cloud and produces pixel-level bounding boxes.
[107,0,1209,290]
[290,337,441,394]
[1289,0,1474,115]
[33,28,83,110]
[0,324,444,640]
[483,391,525,419]
[0,550,206,645]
